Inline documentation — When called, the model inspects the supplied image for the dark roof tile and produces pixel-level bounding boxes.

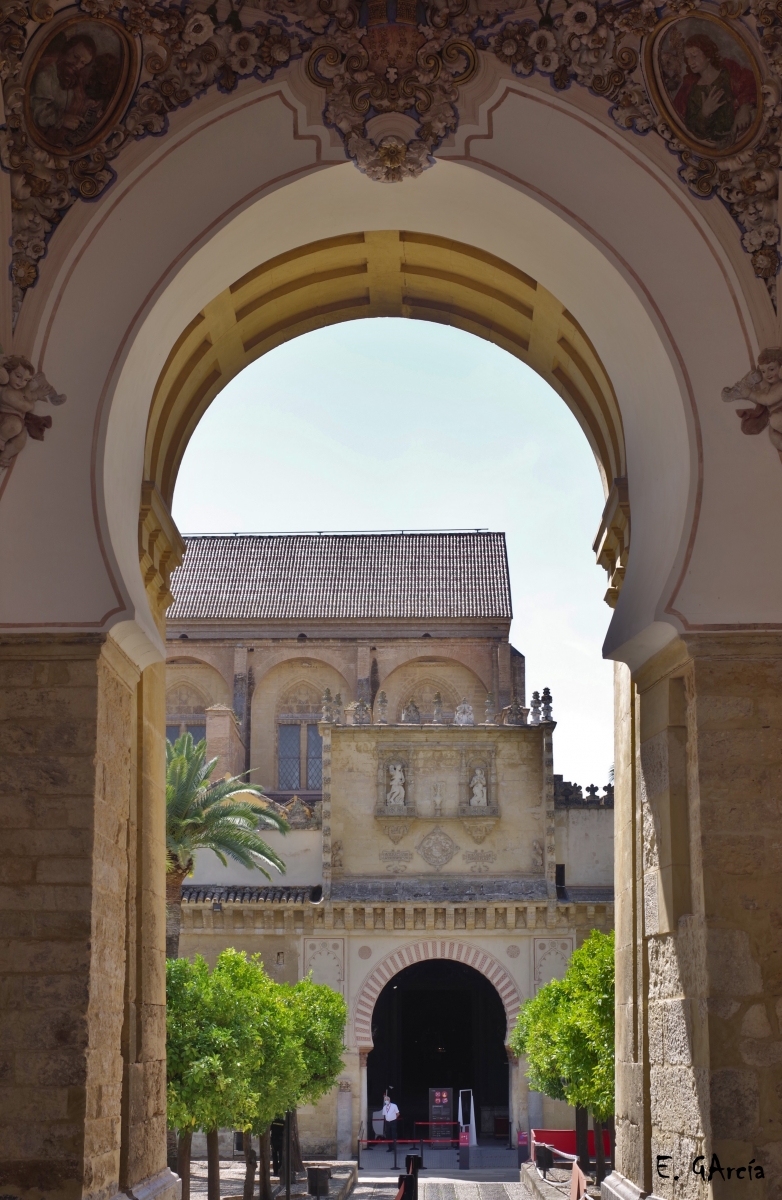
[181,884,320,904]
[168,532,512,622]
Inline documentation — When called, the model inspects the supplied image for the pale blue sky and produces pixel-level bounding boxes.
[173,318,613,787]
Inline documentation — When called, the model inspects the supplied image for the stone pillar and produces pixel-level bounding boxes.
[122,659,174,1199]
[607,635,782,1200]
[336,1082,353,1159]
[0,634,177,1200]
[359,1052,369,1144]
[205,703,245,778]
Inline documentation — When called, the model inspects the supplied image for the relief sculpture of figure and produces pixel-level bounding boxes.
[386,763,405,806]
[722,346,782,463]
[469,767,488,807]
[0,355,66,470]
[454,697,474,726]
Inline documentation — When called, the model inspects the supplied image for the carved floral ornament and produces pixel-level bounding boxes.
[0,0,778,330]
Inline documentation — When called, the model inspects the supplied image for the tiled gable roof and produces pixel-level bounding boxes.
[168,532,512,622]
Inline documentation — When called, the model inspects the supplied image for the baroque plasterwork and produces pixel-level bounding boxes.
[0,0,780,324]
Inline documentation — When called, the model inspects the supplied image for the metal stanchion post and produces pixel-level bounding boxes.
[285,1111,291,1200]
[393,1138,397,1170]
[419,1135,424,1169]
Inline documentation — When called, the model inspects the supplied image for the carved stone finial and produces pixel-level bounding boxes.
[432,692,444,724]
[333,692,344,724]
[354,697,371,725]
[504,696,528,726]
[401,699,421,724]
[484,692,496,724]
[529,692,541,726]
[376,691,388,724]
[454,697,474,726]
[541,687,553,722]
[321,688,334,723]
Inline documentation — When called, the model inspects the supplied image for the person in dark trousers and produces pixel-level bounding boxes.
[270,1117,285,1177]
[382,1091,400,1152]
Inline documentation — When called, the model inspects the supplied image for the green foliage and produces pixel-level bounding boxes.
[166,949,347,1136]
[166,732,288,877]
[282,976,347,1107]
[166,952,263,1135]
[509,929,614,1120]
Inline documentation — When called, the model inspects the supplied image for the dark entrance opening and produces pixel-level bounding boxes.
[366,959,509,1142]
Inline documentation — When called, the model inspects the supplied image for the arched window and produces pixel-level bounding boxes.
[165,683,208,745]
[276,682,324,795]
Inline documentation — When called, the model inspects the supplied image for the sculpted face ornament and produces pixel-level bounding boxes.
[723,346,782,464]
[0,355,66,473]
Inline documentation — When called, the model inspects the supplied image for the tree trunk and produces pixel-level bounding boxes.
[258,1129,273,1200]
[593,1116,606,1185]
[167,1128,179,1172]
[178,1130,192,1200]
[244,1133,258,1200]
[290,1110,305,1175]
[166,866,189,959]
[575,1107,589,1175]
[207,1128,221,1200]
[606,1114,615,1173]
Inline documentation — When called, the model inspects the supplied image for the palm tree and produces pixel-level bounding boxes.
[165,732,289,958]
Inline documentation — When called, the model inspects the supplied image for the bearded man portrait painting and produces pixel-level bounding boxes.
[25,16,136,155]
[647,13,761,156]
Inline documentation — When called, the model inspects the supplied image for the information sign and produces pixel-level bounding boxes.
[429,1088,452,1126]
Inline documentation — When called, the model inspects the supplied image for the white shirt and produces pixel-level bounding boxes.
[383,1101,400,1122]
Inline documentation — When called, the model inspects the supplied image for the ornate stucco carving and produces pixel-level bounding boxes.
[0,0,780,322]
[375,816,414,842]
[594,476,630,607]
[0,355,65,474]
[460,816,496,842]
[138,480,186,623]
[415,823,460,868]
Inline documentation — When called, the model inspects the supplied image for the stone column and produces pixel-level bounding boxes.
[607,635,782,1200]
[336,1082,353,1159]
[0,634,177,1200]
[359,1051,369,1143]
[122,659,174,1199]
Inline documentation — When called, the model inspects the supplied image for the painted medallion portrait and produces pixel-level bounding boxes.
[646,12,762,156]
[24,16,137,156]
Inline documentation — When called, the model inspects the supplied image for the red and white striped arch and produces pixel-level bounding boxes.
[352,940,522,1049]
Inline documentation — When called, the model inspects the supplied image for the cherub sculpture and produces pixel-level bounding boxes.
[469,767,488,807]
[386,763,405,806]
[0,354,66,470]
[722,347,782,463]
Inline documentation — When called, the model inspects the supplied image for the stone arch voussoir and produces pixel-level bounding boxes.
[353,939,522,1050]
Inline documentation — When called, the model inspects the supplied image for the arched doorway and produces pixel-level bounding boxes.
[367,959,508,1140]
[2,67,781,1200]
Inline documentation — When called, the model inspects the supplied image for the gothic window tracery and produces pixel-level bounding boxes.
[276,680,325,792]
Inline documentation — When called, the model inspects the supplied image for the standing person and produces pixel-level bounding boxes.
[270,1116,285,1178]
[382,1091,400,1152]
